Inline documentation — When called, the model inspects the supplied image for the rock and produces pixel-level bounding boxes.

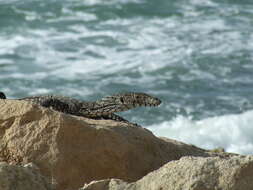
[81,179,127,190]
[0,99,219,190]
[81,155,253,190]
[0,162,53,190]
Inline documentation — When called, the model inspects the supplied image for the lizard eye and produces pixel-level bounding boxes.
[120,97,124,103]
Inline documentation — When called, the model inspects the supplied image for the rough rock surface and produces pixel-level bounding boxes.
[81,155,253,190]
[0,162,53,190]
[0,99,220,190]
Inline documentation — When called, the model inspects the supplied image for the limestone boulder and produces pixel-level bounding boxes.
[0,99,217,190]
[81,155,253,190]
[0,162,53,190]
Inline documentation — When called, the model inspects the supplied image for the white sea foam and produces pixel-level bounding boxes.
[29,88,51,95]
[73,0,142,6]
[190,0,218,7]
[0,9,248,83]
[0,59,13,65]
[148,110,253,155]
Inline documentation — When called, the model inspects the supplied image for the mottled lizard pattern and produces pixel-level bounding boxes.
[0,92,161,124]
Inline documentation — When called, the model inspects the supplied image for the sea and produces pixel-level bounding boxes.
[1,0,253,155]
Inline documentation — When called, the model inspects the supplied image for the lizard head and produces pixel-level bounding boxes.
[81,92,161,117]
[96,92,162,113]
[115,92,161,107]
[0,92,6,99]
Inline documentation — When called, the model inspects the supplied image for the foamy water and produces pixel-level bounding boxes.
[148,110,253,155]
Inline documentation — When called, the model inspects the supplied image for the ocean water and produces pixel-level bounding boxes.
[1,0,253,154]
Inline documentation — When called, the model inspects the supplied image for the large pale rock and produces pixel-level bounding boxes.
[0,100,233,190]
[0,162,52,190]
[81,155,253,190]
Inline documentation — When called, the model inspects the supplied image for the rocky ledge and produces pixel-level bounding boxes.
[0,99,252,190]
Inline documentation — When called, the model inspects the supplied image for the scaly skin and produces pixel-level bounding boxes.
[0,92,161,124]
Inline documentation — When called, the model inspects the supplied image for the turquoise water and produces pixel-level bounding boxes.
[1,0,253,153]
